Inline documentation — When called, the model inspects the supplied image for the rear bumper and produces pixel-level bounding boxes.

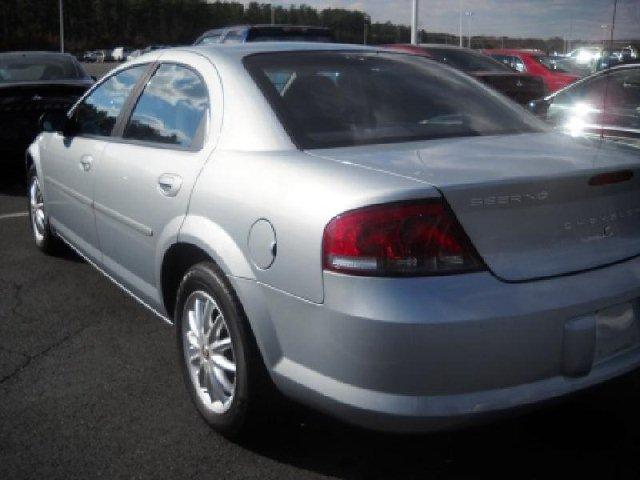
[232,257,640,433]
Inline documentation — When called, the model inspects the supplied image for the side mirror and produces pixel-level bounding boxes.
[62,115,80,138]
[38,111,67,133]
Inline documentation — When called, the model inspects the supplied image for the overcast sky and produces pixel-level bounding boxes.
[234,0,640,40]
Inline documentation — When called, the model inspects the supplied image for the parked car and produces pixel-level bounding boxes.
[111,47,133,62]
[595,46,639,72]
[126,49,142,61]
[485,49,580,93]
[530,63,640,148]
[82,50,106,63]
[564,46,602,66]
[194,24,333,45]
[0,51,93,167]
[384,44,546,105]
[29,44,640,437]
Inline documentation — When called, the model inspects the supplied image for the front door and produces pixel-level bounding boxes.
[43,64,148,262]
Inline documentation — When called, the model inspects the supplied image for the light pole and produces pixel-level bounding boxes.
[59,0,64,53]
[271,5,275,25]
[458,0,463,47]
[411,0,419,45]
[465,11,474,48]
[600,24,608,47]
[363,14,371,45]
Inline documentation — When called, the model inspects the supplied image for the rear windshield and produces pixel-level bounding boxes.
[0,55,88,83]
[244,51,544,149]
[246,27,332,43]
[425,48,512,73]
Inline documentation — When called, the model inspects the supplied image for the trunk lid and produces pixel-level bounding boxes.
[310,132,640,282]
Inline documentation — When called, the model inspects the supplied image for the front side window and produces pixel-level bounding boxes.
[198,34,222,45]
[245,51,544,149]
[73,65,147,137]
[123,64,209,148]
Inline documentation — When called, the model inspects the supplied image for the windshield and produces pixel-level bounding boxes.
[245,51,544,149]
[426,48,512,73]
[0,55,88,83]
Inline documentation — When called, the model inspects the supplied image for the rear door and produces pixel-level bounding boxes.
[92,53,221,308]
[42,64,148,261]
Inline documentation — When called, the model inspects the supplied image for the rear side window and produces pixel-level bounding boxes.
[74,65,147,137]
[245,51,544,149]
[123,64,209,148]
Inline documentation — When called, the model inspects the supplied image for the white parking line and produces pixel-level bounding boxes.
[0,212,28,221]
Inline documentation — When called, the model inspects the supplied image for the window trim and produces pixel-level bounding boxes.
[113,61,211,152]
[68,62,156,141]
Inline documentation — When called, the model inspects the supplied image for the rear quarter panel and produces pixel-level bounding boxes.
[184,149,440,303]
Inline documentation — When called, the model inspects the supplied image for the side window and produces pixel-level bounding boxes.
[198,34,221,45]
[511,56,525,73]
[605,70,640,110]
[74,65,147,137]
[223,30,245,43]
[123,64,209,148]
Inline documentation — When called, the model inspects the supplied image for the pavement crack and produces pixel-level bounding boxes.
[0,324,91,385]
[1,282,93,385]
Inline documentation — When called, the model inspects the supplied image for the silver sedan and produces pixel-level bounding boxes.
[27,43,640,437]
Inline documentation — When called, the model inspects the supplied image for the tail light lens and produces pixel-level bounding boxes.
[322,200,485,276]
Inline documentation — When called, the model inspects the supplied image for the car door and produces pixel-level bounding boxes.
[600,68,640,149]
[42,64,148,262]
[92,53,221,309]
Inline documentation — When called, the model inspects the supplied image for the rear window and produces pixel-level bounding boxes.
[246,27,332,43]
[244,51,545,149]
[425,49,512,73]
[0,55,89,83]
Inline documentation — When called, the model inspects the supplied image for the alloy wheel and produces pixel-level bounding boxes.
[182,290,236,414]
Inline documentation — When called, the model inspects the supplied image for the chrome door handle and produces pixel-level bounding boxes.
[157,173,183,197]
[79,155,93,172]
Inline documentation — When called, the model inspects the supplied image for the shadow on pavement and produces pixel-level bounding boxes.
[239,372,640,479]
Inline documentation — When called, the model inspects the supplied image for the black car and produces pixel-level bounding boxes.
[0,52,93,166]
[384,44,546,106]
[530,63,640,148]
[194,24,333,45]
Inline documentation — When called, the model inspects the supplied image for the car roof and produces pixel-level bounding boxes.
[152,42,378,64]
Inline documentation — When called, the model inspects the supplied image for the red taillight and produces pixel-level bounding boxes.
[322,200,485,276]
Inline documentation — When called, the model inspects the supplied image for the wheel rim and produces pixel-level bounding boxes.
[29,176,45,243]
[182,290,236,414]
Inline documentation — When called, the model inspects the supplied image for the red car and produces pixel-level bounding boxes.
[383,44,546,106]
[483,49,579,93]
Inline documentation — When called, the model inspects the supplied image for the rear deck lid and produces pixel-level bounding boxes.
[310,132,640,282]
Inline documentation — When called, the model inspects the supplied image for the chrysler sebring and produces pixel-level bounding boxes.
[27,43,640,437]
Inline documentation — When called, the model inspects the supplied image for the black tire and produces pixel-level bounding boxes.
[27,164,61,255]
[175,261,271,438]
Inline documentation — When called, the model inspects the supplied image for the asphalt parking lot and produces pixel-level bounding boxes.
[2,165,640,480]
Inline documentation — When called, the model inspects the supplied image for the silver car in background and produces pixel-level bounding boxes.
[27,43,640,437]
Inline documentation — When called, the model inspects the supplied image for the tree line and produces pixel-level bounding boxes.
[0,0,578,54]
